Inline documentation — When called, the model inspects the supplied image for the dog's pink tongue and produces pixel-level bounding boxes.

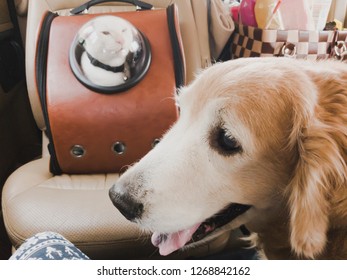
[151,224,201,256]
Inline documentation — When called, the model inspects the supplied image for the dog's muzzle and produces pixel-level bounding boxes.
[109,185,143,221]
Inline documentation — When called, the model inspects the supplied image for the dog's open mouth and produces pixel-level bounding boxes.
[151,203,251,256]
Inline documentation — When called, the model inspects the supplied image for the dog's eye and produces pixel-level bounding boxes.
[122,28,127,33]
[102,31,110,35]
[215,129,242,156]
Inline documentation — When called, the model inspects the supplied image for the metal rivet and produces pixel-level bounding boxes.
[152,138,160,148]
[112,141,126,155]
[334,41,347,60]
[281,43,296,57]
[71,145,86,158]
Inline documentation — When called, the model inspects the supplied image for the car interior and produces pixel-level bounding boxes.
[0,0,346,260]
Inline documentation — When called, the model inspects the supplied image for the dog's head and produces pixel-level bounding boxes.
[109,58,347,258]
[79,16,136,66]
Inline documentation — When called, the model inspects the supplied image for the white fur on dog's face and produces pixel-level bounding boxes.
[113,58,307,234]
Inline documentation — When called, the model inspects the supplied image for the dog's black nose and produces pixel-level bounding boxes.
[109,186,144,221]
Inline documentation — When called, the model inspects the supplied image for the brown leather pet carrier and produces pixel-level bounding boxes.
[36,0,185,174]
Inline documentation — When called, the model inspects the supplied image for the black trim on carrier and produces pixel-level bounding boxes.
[70,0,153,15]
[167,4,185,88]
[36,12,62,175]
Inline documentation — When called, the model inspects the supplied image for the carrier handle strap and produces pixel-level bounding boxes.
[70,0,153,15]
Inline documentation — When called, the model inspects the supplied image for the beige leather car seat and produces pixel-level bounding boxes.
[1,0,233,259]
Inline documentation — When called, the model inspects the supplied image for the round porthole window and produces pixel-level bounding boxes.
[69,15,151,94]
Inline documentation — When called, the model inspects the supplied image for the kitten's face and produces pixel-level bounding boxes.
[81,17,134,64]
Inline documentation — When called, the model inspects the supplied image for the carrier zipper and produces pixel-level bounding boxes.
[36,12,62,175]
[167,4,185,88]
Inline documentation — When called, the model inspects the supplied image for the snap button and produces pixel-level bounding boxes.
[71,145,86,158]
[112,142,126,155]
[281,43,296,58]
[334,41,347,60]
[152,138,161,148]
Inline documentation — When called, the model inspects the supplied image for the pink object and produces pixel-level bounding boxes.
[151,224,201,256]
[230,5,240,22]
[280,0,314,30]
[239,0,257,27]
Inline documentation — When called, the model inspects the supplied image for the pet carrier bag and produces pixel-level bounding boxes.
[36,0,185,174]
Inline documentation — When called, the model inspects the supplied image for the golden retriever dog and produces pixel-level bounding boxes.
[109,57,347,259]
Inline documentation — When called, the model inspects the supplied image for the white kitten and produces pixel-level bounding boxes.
[79,16,138,87]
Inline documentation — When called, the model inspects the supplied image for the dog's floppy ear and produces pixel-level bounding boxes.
[287,77,347,259]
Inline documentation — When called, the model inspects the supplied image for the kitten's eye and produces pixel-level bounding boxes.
[102,31,110,35]
[122,28,127,33]
[215,128,242,155]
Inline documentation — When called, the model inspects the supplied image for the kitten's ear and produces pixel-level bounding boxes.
[78,24,94,44]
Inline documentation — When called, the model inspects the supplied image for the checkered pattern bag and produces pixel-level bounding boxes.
[231,23,347,61]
